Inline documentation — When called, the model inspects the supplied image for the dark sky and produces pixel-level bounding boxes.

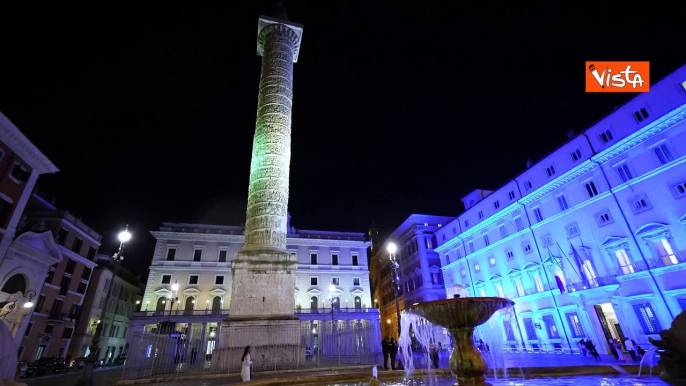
[1,1,684,278]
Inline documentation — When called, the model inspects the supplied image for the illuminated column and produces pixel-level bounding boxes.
[242,17,303,254]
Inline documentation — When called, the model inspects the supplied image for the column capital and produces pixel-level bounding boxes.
[257,16,303,62]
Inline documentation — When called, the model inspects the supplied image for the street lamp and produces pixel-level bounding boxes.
[387,242,402,339]
[0,290,36,320]
[76,225,131,386]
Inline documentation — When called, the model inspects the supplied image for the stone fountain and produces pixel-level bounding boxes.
[407,297,514,385]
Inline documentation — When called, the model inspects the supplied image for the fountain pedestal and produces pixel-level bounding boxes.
[407,297,514,385]
[449,327,488,384]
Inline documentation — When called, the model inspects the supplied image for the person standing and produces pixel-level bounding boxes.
[624,338,637,361]
[381,337,390,370]
[241,346,252,382]
[429,342,439,369]
[607,339,619,360]
[389,338,398,370]
[578,339,587,356]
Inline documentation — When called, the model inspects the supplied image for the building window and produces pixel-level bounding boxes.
[0,196,12,228]
[353,277,360,286]
[72,238,83,254]
[654,238,678,265]
[514,216,524,231]
[24,322,34,337]
[332,277,340,286]
[65,259,76,274]
[161,275,171,284]
[489,257,496,267]
[56,228,69,246]
[494,200,500,209]
[630,194,652,214]
[541,234,553,247]
[585,181,599,198]
[557,195,569,211]
[62,327,74,339]
[45,324,54,334]
[514,278,525,297]
[310,277,318,286]
[616,249,634,275]
[474,264,481,272]
[331,254,339,265]
[533,273,544,292]
[499,225,507,238]
[571,149,583,162]
[444,255,451,265]
[35,295,45,312]
[87,246,97,261]
[77,282,87,294]
[633,303,662,334]
[678,298,686,310]
[468,241,475,254]
[672,181,686,199]
[525,180,533,191]
[533,207,543,222]
[189,275,198,285]
[566,312,585,337]
[523,318,537,340]
[496,284,505,298]
[504,321,516,341]
[215,276,224,285]
[542,315,560,339]
[461,269,466,277]
[427,237,433,249]
[522,241,532,254]
[478,211,484,219]
[442,234,446,242]
[310,253,318,265]
[483,234,490,246]
[193,249,202,261]
[595,211,613,227]
[546,165,556,177]
[464,219,469,228]
[600,130,614,144]
[506,248,514,261]
[352,255,359,266]
[166,248,176,261]
[59,276,71,296]
[653,143,675,165]
[508,190,515,200]
[452,228,457,235]
[479,288,487,297]
[431,273,441,285]
[616,164,634,182]
[10,163,30,182]
[565,223,580,237]
[219,250,227,262]
[634,108,650,123]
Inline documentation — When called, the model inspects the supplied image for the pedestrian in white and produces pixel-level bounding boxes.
[241,346,252,382]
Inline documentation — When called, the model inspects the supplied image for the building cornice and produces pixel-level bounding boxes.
[150,230,370,248]
[0,111,58,174]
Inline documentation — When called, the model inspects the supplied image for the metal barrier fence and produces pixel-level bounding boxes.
[122,321,382,380]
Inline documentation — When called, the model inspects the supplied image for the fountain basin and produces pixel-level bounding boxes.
[406,297,514,384]
[406,297,514,329]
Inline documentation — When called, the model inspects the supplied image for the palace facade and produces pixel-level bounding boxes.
[434,65,686,355]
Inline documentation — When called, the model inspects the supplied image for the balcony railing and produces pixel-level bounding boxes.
[295,307,377,314]
[47,312,68,322]
[619,251,686,275]
[566,275,619,293]
[132,309,230,318]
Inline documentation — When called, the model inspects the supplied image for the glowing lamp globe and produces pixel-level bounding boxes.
[329,284,336,292]
[118,230,132,243]
[23,301,34,309]
[386,242,397,254]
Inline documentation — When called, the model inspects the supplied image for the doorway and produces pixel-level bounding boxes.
[594,303,625,349]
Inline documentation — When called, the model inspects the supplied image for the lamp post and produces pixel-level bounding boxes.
[329,283,340,367]
[387,242,401,339]
[76,226,131,386]
[0,290,36,321]
[167,280,179,323]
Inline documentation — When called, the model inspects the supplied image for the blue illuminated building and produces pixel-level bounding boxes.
[434,65,686,355]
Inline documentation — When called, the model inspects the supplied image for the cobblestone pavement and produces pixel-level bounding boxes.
[20,351,646,386]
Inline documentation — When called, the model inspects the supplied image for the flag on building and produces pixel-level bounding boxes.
[570,242,590,288]
[549,250,566,293]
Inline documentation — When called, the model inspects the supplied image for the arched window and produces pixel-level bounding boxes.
[212,296,221,311]
[634,111,643,122]
[156,297,166,312]
[1,274,27,294]
[185,296,195,313]
[354,296,361,309]
[310,296,318,309]
[640,108,649,119]
[444,255,450,265]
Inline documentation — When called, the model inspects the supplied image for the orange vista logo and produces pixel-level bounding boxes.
[586,61,649,92]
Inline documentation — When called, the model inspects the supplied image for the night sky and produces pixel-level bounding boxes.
[1,1,684,278]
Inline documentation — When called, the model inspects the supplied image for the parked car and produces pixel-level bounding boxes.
[25,358,66,377]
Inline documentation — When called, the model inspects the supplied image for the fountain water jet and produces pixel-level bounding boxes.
[406,297,514,385]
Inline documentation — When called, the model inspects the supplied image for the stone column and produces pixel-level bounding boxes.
[242,19,303,254]
[229,15,304,318]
